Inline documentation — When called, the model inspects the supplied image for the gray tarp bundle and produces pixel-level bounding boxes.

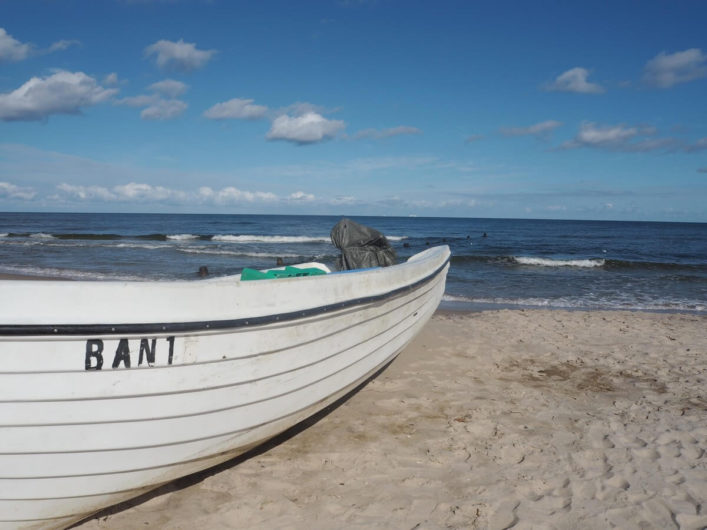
[330,218,397,271]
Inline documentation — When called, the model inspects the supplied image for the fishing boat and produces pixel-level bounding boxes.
[0,245,450,529]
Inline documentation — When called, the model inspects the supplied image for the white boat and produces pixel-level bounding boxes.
[0,245,450,529]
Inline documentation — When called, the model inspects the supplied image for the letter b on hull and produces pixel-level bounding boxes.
[85,340,104,370]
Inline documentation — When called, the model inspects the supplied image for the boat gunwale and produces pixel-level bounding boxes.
[0,251,450,337]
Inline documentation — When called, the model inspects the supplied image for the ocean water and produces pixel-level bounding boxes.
[1,212,705,313]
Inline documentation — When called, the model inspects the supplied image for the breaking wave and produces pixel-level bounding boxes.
[0,265,145,281]
[178,248,304,258]
[441,294,705,313]
[450,254,706,272]
[513,256,606,268]
[2,232,333,243]
[211,235,330,243]
[166,234,200,240]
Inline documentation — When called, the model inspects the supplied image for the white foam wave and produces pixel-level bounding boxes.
[444,295,570,307]
[442,294,705,313]
[1,240,163,251]
[30,233,55,239]
[442,294,475,303]
[387,236,407,241]
[0,233,8,237]
[0,265,145,281]
[179,248,301,258]
[212,234,330,243]
[167,234,200,240]
[514,256,605,268]
[0,240,42,247]
[113,243,165,250]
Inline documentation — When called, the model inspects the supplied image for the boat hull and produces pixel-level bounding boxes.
[0,246,449,529]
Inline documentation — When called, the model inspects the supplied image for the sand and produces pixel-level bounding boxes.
[77,309,707,529]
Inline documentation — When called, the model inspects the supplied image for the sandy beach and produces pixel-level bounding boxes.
[76,309,707,529]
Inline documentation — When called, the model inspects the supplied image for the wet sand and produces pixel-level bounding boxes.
[0,273,60,281]
[77,309,707,529]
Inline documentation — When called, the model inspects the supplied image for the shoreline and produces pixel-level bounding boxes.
[440,300,707,316]
[441,293,706,315]
[0,272,62,281]
[76,309,707,529]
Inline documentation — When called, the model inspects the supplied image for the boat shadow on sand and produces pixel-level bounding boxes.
[69,360,395,528]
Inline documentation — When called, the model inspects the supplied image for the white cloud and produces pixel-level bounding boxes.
[353,126,422,139]
[266,112,345,144]
[545,67,605,94]
[140,99,187,120]
[52,181,318,207]
[0,28,32,61]
[643,48,707,88]
[148,79,188,98]
[574,123,638,145]
[0,181,36,200]
[560,122,676,152]
[288,190,315,201]
[57,182,189,202]
[0,28,79,62]
[0,70,117,122]
[465,134,484,143]
[56,183,119,201]
[46,39,80,53]
[116,80,188,120]
[198,186,277,203]
[114,182,186,200]
[203,98,268,120]
[103,73,120,86]
[144,39,217,72]
[686,137,707,153]
[501,120,563,137]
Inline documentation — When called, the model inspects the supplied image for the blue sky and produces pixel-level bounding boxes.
[0,0,705,221]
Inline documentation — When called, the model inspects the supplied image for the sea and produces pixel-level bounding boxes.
[1,212,705,313]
